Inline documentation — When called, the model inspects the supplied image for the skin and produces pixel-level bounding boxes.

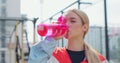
[54,11,88,51]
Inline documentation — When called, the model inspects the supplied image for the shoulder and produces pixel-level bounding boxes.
[53,47,66,54]
[52,47,67,62]
[53,47,67,59]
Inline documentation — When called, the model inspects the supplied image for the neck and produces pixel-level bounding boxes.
[67,37,84,51]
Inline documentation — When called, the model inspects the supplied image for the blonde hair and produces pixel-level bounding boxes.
[67,9,101,63]
[84,42,101,63]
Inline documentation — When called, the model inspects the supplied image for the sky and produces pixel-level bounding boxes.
[21,0,120,26]
[20,0,120,42]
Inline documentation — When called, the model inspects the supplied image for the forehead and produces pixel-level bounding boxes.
[64,11,79,19]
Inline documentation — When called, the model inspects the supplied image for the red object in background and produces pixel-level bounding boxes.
[37,16,68,36]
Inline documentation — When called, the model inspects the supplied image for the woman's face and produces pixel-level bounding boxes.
[64,11,85,39]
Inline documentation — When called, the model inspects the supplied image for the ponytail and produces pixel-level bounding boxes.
[84,42,101,63]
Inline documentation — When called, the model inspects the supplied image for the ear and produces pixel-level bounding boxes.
[82,24,88,32]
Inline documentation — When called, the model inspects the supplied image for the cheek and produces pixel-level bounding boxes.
[72,24,82,31]
[70,24,82,34]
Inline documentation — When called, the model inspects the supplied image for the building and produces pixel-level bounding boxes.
[0,0,20,63]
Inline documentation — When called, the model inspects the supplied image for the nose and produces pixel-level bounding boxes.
[66,22,68,26]
[65,20,70,28]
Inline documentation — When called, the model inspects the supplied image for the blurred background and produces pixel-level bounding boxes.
[0,0,120,63]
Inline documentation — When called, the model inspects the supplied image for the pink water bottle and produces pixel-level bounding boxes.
[37,16,68,36]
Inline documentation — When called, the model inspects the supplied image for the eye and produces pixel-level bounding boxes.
[70,20,76,23]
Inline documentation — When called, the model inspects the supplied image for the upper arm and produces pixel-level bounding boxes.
[28,37,58,63]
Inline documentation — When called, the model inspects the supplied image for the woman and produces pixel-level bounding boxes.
[28,9,108,63]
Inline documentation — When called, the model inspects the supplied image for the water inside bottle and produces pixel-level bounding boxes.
[37,15,68,36]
